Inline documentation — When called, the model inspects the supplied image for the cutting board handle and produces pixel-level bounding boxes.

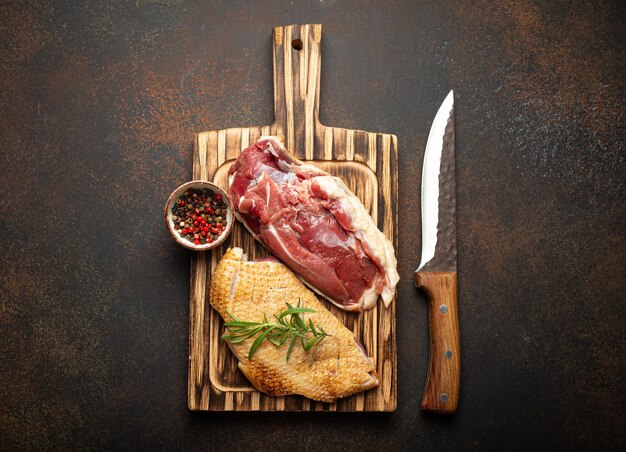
[272,24,322,159]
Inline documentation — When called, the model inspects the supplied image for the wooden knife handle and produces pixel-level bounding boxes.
[415,271,461,414]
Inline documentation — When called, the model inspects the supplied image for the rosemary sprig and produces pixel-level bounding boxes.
[221,300,329,361]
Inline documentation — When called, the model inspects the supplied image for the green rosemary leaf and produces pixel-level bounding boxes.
[303,337,317,351]
[221,302,329,361]
[308,319,317,335]
[248,326,276,360]
[286,335,298,361]
[277,306,316,320]
[304,334,325,351]
[266,335,283,346]
[225,310,239,322]
[221,328,262,343]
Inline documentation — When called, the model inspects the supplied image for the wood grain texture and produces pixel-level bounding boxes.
[415,272,461,414]
[188,24,398,411]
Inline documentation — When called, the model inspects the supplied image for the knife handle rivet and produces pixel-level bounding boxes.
[444,350,453,359]
[439,304,448,314]
[440,393,449,403]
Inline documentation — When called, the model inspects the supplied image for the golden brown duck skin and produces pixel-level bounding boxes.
[209,248,379,402]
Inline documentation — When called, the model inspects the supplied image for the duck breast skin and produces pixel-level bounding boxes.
[210,248,379,402]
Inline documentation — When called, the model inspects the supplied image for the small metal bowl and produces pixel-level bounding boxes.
[164,180,234,251]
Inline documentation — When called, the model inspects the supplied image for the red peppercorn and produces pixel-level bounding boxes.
[216,195,222,201]
[201,230,207,236]
[193,233,199,239]
[180,200,185,206]
[182,228,188,234]
[193,220,199,226]
[194,239,200,245]
[188,227,194,233]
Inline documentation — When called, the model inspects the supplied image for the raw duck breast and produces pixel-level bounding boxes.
[228,136,399,311]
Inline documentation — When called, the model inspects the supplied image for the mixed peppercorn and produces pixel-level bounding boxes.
[171,188,228,246]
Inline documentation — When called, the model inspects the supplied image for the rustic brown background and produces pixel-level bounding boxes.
[1,1,624,450]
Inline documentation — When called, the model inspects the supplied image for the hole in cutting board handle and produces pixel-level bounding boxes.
[292,39,303,51]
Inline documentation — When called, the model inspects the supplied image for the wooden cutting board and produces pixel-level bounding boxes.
[188,24,398,411]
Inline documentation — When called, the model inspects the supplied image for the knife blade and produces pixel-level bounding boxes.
[415,90,461,414]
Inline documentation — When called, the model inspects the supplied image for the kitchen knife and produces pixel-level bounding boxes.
[415,90,461,414]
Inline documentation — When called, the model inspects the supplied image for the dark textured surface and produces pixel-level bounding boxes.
[0,0,624,450]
